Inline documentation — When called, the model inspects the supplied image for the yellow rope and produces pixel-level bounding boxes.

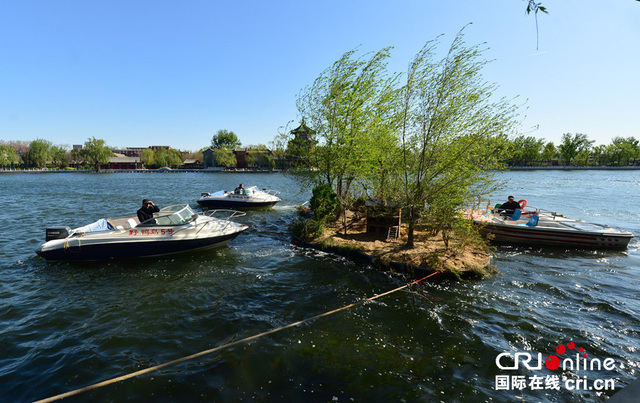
[34,272,438,403]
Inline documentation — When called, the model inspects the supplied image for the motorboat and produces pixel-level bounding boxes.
[468,201,634,250]
[36,204,248,261]
[197,186,281,209]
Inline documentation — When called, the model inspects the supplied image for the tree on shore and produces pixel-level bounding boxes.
[388,29,521,248]
[559,133,593,165]
[24,139,52,168]
[141,147,183,168]
[82,137,113,171]
[296,46,399,233]
[0,144,21,168]
[211,130,242,150]
[212,148,236,168]
[290,29,521,248]
[140,148,155,167]
[50,145,69,168]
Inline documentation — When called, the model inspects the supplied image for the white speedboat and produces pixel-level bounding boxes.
[197,186,281,209]
[36,204,248,261]
[468,202,634,250]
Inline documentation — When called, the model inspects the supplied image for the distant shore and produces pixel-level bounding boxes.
[0,168,285,174]
[2,166,640,174]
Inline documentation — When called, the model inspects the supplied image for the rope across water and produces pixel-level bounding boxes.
[34,271,439,403]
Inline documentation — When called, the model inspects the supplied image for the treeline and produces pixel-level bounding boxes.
[0,138,113,171]
[3,132,638,171]
[502,133,640,167]
[0,138,201,170]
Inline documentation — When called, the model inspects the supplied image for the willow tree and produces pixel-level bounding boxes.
[25,139,52,168]
[559,133,593,166]
[0,145,20,168]
[82,137,113,171]
[295,47,399,232]
[387,29,522,248]
[212,148,236,168]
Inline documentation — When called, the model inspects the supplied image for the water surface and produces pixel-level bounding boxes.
[0,170,638,402]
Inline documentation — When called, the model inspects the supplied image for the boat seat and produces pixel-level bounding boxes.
[525,214,539,227]
[127,218,138,229]
[507,208,521,221]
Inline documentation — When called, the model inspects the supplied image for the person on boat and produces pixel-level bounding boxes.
[234,184,245,194]
[497,196,521,217]
[137,199,160,223]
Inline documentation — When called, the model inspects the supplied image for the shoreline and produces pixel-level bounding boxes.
[2,166,640,174]
[292,211,494,282]
[291,236,492,281]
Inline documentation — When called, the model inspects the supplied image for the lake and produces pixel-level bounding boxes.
[0,170,638,402]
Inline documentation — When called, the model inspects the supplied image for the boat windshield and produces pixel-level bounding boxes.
[137,204,198,227]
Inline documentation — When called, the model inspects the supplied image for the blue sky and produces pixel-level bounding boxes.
[1,1,638,152]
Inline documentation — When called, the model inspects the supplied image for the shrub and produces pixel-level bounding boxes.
[309,183,338,221]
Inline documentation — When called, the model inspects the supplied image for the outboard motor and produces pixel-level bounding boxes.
[45,226,71,242]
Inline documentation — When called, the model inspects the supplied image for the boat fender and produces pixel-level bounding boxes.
[518,199,527,209]
[46,226,72,242]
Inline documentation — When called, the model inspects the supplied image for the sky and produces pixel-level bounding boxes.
[1,1,639,152]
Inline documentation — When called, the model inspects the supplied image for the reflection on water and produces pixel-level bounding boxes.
[0,171,638,401]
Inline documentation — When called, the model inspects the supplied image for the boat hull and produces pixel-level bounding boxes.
[478,223,633,250]
[36,231,245,261]
[196,199,279,209]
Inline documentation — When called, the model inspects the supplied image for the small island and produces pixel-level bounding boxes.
[293,205,494,281]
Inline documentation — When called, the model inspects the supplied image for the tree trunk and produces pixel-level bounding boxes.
[406,207,415,248]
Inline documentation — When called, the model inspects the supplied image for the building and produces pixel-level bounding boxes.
[181,159,201,169]
[287,118,317,167]
[105,156,143,170]
[111,146,172,157]
[233,148,248,169]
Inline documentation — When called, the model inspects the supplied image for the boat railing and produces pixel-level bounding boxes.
[192,209,246,235]
[203,209,246,220]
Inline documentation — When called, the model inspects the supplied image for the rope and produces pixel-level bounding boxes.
[33,271,439,403]
[247,225,291,241]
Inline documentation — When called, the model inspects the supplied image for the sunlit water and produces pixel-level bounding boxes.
[0,170,638,402]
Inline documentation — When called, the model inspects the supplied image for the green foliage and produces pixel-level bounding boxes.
[25,139,52,168]
[213,148,236,168]
[246,145,275,169]
[50,145,69,168]
[0,145,21,168]
[140,148,155,167]
[290,28,524,248]
[541,142,557,162]
[559,133,594,165]
[211,129,242,149]
[390,27,521,248]
[140,148,183,168]
[506,135,545,166]
[309,183,338,221]
[296,46,399,217]
[290,216,325,241]
[81,137,113,171]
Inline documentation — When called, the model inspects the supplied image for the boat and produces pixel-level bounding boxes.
[468,201,634,250]
[36,204,248,261]
[197,186,281,209]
